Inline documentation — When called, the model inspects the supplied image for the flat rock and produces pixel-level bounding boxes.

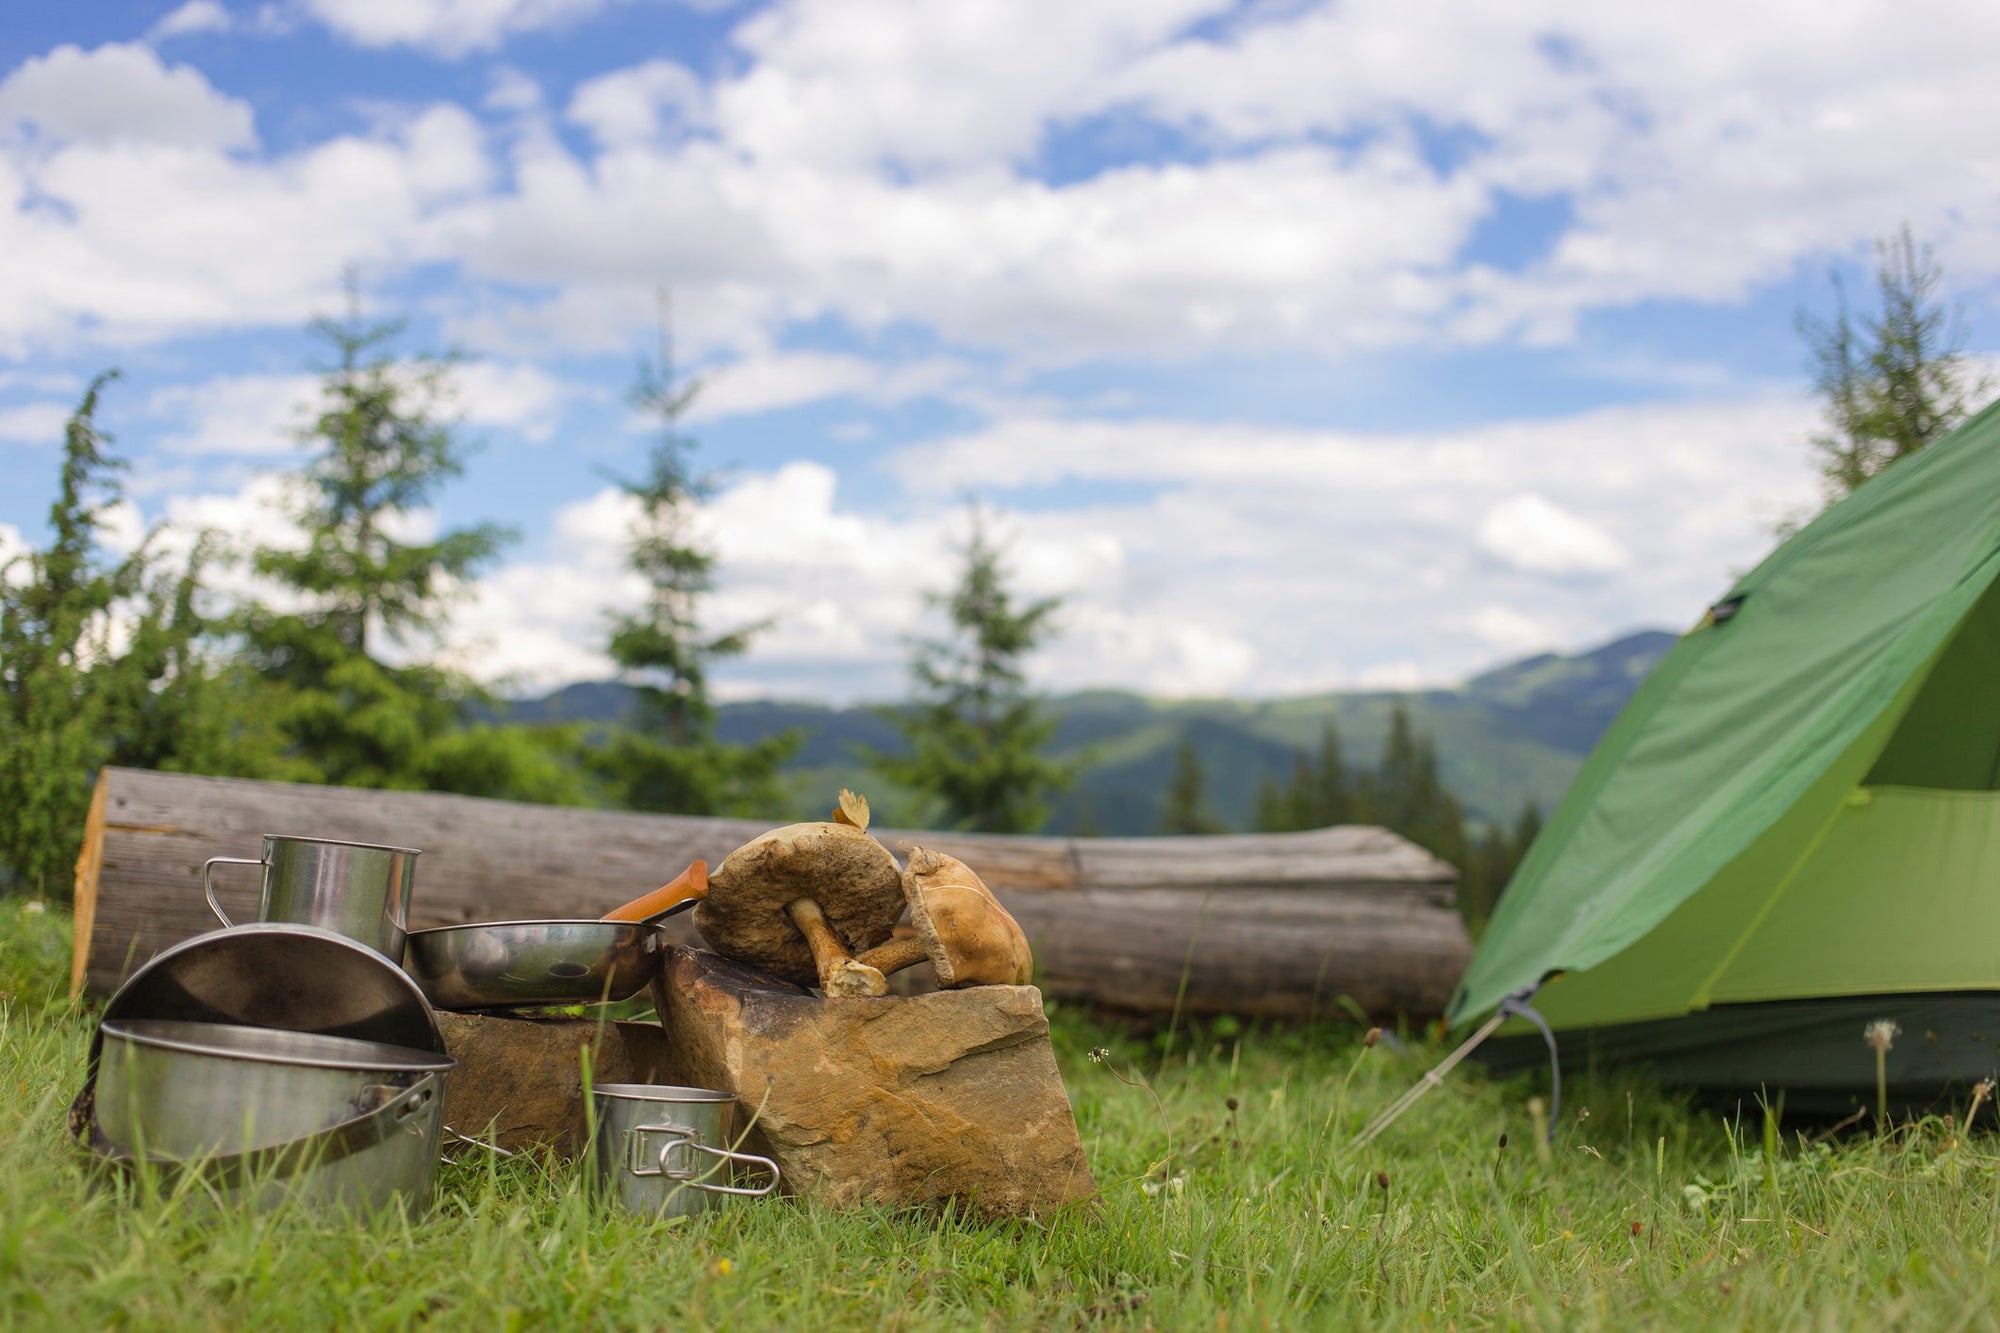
[436,1013,670,1156]
[651,946,1097,1218]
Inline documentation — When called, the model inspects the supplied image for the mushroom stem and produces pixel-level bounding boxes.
[855,933,930,976]
[785,897,888,997]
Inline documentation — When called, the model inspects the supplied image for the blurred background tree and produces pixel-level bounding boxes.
[1798,225,1989,506]
[0,375,286,897]
[241,279,582,802]
[1158,734,1224,834]
[872,508,1073,833]
[588,293,794,815]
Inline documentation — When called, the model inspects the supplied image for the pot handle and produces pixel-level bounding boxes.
[202,855,268,928]
[85,1074,439,1188]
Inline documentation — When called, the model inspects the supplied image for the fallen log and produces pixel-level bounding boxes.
[71,767,1470,1020]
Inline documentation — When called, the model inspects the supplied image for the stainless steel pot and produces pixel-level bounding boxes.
[203,834,420,963]
[92,1019,453,1213]
[588,1083,779,1219]
[404,919,665,1011]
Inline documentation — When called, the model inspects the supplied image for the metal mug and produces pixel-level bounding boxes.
[588,1083,779,1219]
[203,835,420,963]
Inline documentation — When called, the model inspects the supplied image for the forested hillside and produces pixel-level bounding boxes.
[503,630,1676,834]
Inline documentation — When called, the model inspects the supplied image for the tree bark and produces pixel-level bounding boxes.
[72,767,1471,1020]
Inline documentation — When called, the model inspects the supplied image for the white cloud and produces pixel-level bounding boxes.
[0,400,74,444]
[0,43,254,149]
[566,60,708,149]
[1466,605,1557,655]
[147,360,570,456]
[0,522,24,582]
[151,373,316,456]
[0,94,490,353]
[450,361,570,440]
[13,6,2000,369]
[718,0,1221,173]
[1476,493,1627,576]
[681,350,969,423]
[150,1,234,40]
[301,0,633,58]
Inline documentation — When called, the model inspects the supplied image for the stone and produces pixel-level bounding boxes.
[651,946,1097,1218]
[435,1013,670,1156]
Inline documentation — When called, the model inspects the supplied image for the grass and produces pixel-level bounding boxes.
[8,898,2000,1330]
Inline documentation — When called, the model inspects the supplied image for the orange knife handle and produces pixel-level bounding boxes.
[602,859,708,922]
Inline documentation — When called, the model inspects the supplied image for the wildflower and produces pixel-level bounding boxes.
[1225,1096,1238,1112]
[1866,1019,1901,1134]
[1375,1170,1390,1192]
[1497,1133,1508,1149]
[1088,1047,1109,1063]
[1966,1077,1994,1128]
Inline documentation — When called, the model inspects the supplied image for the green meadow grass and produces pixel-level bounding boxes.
[6,896,2000,1330]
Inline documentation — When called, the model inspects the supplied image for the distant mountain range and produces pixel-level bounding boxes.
[499,630,1678,835]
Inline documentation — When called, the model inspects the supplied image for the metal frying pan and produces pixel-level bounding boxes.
[403,862,707,1011]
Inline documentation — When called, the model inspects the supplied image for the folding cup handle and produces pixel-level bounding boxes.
[624,1122,694,1178]
[202,855,267,928]
[674,1142,781,1197]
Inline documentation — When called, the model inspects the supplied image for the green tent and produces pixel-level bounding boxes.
[1454,398,2000,1113]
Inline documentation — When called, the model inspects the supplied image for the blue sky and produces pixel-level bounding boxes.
[2,0,1997,701]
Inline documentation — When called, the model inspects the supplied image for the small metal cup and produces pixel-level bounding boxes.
[588,1084,779,1219]
[203,835,420,964]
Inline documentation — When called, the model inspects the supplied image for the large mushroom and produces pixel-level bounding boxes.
[691,790,906,996]
[855,845,1034,988]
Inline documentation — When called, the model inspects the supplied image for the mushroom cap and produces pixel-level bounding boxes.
[902,845,1034,987]
[694,818,906,988]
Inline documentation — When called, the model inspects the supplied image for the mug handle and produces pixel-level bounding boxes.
[202,856,266,928]
[667,1141,781,1197]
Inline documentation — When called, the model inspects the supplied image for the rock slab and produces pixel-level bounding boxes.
[436,1013,670,1156]
[651,946,1097,1218]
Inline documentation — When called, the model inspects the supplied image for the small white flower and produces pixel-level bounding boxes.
[1864,1020,1901,1054]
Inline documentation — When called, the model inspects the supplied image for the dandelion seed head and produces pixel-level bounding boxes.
[1864,1019,1901,1053]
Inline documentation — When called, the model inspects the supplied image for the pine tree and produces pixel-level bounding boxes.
[1798,225,1987,505]
[1158,733,1224,834]
[0,376,281,895]
[245,282,578,801]
[1309,719,1352,826]
[872,509,1072,833]
[1254,718,1352,831]
[1363,704,1467,868]
[591,295,792,815]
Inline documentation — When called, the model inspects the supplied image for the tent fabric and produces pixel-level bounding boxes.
[1480,992,2000,1118]
[1451,397,2000,1029]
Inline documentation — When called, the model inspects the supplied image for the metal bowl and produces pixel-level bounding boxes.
[402,920,664,1011]
[104,923,445,1053]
